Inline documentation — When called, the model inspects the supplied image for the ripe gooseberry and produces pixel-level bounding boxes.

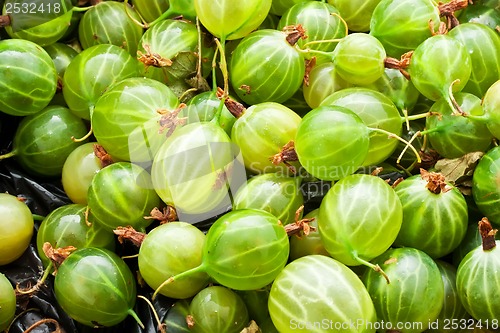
[54,247,143,328]
[0,105,88,177]
[87,161,160,232]
[153,209,289,298]
[456,218,500,321]
[0,38,58,116]
[91,77,180,163]
[318,174,403,273]
[138,222,209,299]
[327,0,382,32]
[268,255,377,333]
[472,146,500,225]
[408,34,472,115]
[188,286,249,333]
[393,169,468,258]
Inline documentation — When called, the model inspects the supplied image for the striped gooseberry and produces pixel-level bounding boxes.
[294,105,370,181]
[456,218,500,321]
[393,169,468,258]
[233,173,304,225]
[2,0,73,46]
[318,174,403,271]
[430,260,470,332]
[43,42,78,89]
[194,0,272,41]
[36,204,115,268]
[78,1,143,56]
[91,77,180,163]
[270,0,315,16]
[0,105,88,177]
[448,22,500,98]
[229,29,306,105]
[0,39,58,116]
[331,32,386,85]
[236,288,274,330]
[61,142,103,205]
[230,102,302,175]
[362,247,445,332]
[320,87,403,166]
[0,273,15,331]
[268,255,377,333]
[408,34,472,114]
[138,222,209,299]
[369,0,440,58]
[425,92,493,159]
[277,1,346,64]
[472,146,500,225]
[0,193,34,265]
[62,44,139,120]
[87,161,160,232]
[136,0,196,23]
[151,122,243,220]
[188,286,249,333]
[326,0,382,32]
[54,247,142,327]
[153,209,289,297]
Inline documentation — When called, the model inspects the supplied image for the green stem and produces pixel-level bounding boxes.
[32,214,45,221]
[123,0,147,29]
[0,151,16,160]
[213,37,228,126]
[403,112,430,122]
[301,38,343,49]
[127,309,145,329]
[354,255,390,284]
[71,5,92,12]
[295,47,334,61]
[369,127,422,164]
[16,261,53,295]
[152,264,206,300]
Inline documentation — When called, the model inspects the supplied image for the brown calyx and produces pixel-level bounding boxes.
[429,19,449,35]
[384,51,413,80]
[0,15,11,28]
[144,206,178,224]
[284,205,316,237]
[270,141,299,175]
[479,217,498,251]
[283,24,308,46]
[303,57,317,87]
[138,44,173,68]
[93,143,114,168]
[158,103,187,137]
[439,0,470,30]
[43,242,77,273]
[186,315,195,329]
[420,168,451,194]
[113,226,146,247]
[216,87,246,118]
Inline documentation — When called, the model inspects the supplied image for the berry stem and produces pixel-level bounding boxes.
[127,309,145,330]
[354,255,390,284]
[369,127,422,164]
[0,151,16,160]
[152,264,206,300]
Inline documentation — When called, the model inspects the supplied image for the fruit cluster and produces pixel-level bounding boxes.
[1,0,500,332]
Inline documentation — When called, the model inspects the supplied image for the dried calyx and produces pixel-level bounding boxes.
[478,217,498,251]
[420,168,451,194]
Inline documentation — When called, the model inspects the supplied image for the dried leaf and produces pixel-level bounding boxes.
[434,151,484,186]
[240,320,261,333]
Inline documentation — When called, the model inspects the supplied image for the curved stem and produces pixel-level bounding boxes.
[300,38,344,49]
[71,124,93,142]
[369,127,422,164]
[127,308,145,329]
[332,12,349,37]
[447,79,465,116]
[402,112,430,122]
[295,47,334,61]
[71,5,93,12]
[213,37,228,126]
[16,262,53,295]
[148,8,175,27]
[137,295,166,333]
[152,264,206,300]
[0,151,16,160]
[354,255,390,284]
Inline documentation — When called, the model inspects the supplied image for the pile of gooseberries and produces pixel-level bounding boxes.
[1,0,500,332]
